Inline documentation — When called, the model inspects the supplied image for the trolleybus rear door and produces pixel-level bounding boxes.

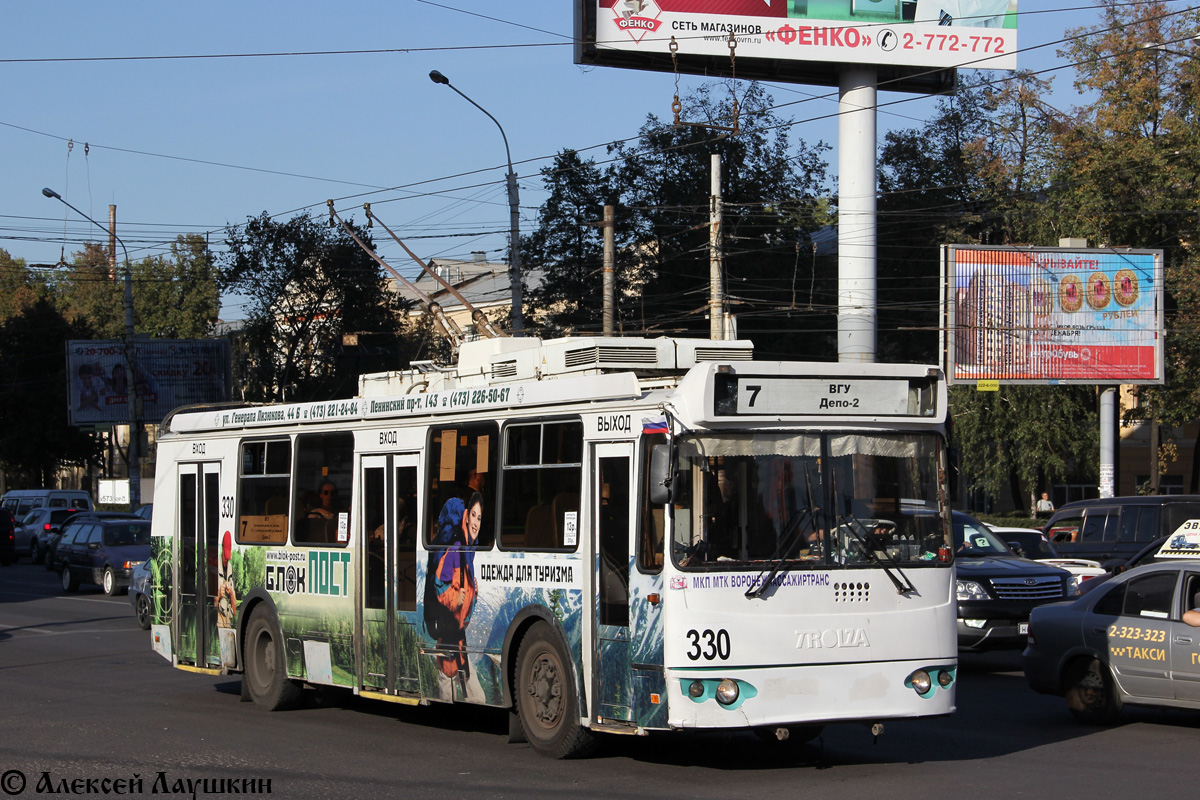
[593,442,634,722]
[177,462,222,668]
[360,454,421,696]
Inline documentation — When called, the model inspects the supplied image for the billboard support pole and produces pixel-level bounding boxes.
[1100,387,1116,498]
[837,66,877,364]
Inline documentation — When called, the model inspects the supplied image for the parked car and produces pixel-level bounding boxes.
[17,507,85,563]
[0,508,15,566]
[992,526,1106,591]
[41,511,139,571]
[56,516,151,595]
[134,504,153,520]
[1044,495,1200,570]
[1024,558,1200,723]
[128,559,153,629]
[953,511,1072,651]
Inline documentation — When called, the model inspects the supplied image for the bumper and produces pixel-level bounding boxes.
[665,659,957,729]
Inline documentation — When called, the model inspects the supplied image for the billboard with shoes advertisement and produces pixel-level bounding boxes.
[66,339,232,426]
[941,245,1164,385]
[576,0,1017,93]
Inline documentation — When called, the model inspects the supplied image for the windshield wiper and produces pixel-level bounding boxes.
[835,510,917,595]
[745,465,820,599]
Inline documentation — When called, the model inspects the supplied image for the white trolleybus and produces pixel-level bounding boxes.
[146,335,957,758]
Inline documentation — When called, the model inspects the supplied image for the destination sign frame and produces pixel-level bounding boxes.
[714,375,914,417]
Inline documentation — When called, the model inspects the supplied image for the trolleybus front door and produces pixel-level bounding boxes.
[177,462,222,668]
[594,442,634,722]
[359,454,422,696]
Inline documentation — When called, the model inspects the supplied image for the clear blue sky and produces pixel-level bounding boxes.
[2,1,1108,320]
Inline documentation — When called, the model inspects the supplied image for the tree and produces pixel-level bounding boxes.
[0,250,50,323]
[950,384,1099,510]
[523,149,622,336]
[133,234,221,339]
[1050,0,1200,490]
[219,211,414,402]
[0,297,102,486]
[57,236,220,340]
[525,83,832,357]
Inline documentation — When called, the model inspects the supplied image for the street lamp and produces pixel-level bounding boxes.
[429,69,523,333]
[42,187,141,510]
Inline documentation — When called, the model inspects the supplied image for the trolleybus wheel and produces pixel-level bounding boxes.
[1065,657,1122,725]
[514,623,596,759]
[244,608,302,711]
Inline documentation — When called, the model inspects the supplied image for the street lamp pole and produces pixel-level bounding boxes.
[42,188,140,510]
[429,70,523,333]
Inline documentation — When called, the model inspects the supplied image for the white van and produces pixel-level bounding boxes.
[1,489,92,519]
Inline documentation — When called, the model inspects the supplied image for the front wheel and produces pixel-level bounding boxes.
[514,623,596,759]
[134,593,151,630]
[30,542,40,563]
[103,566,123,596]
[244,608,302,711]
[1065,658,1122,725]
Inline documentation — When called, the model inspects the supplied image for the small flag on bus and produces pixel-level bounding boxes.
[642,416,669,435]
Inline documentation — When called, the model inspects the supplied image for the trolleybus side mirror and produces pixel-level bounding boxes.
[649,444,674,506]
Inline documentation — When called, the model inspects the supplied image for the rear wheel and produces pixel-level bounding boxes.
[1065,658,1122,725]
[244,607,302,710]
[60,564,78,592]
[135,593,151,630]
[514,623,596,759]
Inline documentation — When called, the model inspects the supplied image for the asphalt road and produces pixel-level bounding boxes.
[4,558,1200,800]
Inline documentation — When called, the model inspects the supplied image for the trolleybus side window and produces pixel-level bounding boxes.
[427,424,497,549]
[237,439,291,544]
[637,433,666,572]
[500,420,583,550]
[293,431,354,546]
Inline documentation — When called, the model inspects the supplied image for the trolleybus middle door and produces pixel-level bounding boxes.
[593,442,634,723]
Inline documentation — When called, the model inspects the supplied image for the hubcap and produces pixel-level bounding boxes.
[526,652,563,727]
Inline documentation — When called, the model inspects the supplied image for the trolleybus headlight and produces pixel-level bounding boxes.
[937,668,954,688]
[688,680,706,698]
[715,678,740,705]
[909,669,932,695]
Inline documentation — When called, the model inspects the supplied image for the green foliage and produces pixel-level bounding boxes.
[951,385,1098,508]
[219,211,418,402]
[0,297,102,485]
[0,250,51,323]
[524,83,833,358]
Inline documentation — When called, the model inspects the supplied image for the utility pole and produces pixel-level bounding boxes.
[602,204,615,336]
[709,154,724,341]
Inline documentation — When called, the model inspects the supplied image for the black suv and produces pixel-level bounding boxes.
[1044,495,1200,570]
[954,511,1071,651]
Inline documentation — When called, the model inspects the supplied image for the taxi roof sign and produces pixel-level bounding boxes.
[1156,522,1200,559]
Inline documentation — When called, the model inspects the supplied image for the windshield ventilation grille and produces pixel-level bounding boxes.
[564,346,660,367]
[833,581,870,602]
[989,576,1063,601]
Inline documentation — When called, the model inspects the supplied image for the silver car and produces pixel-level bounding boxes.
[1023,559,1200,723]
[128,559,153,630]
